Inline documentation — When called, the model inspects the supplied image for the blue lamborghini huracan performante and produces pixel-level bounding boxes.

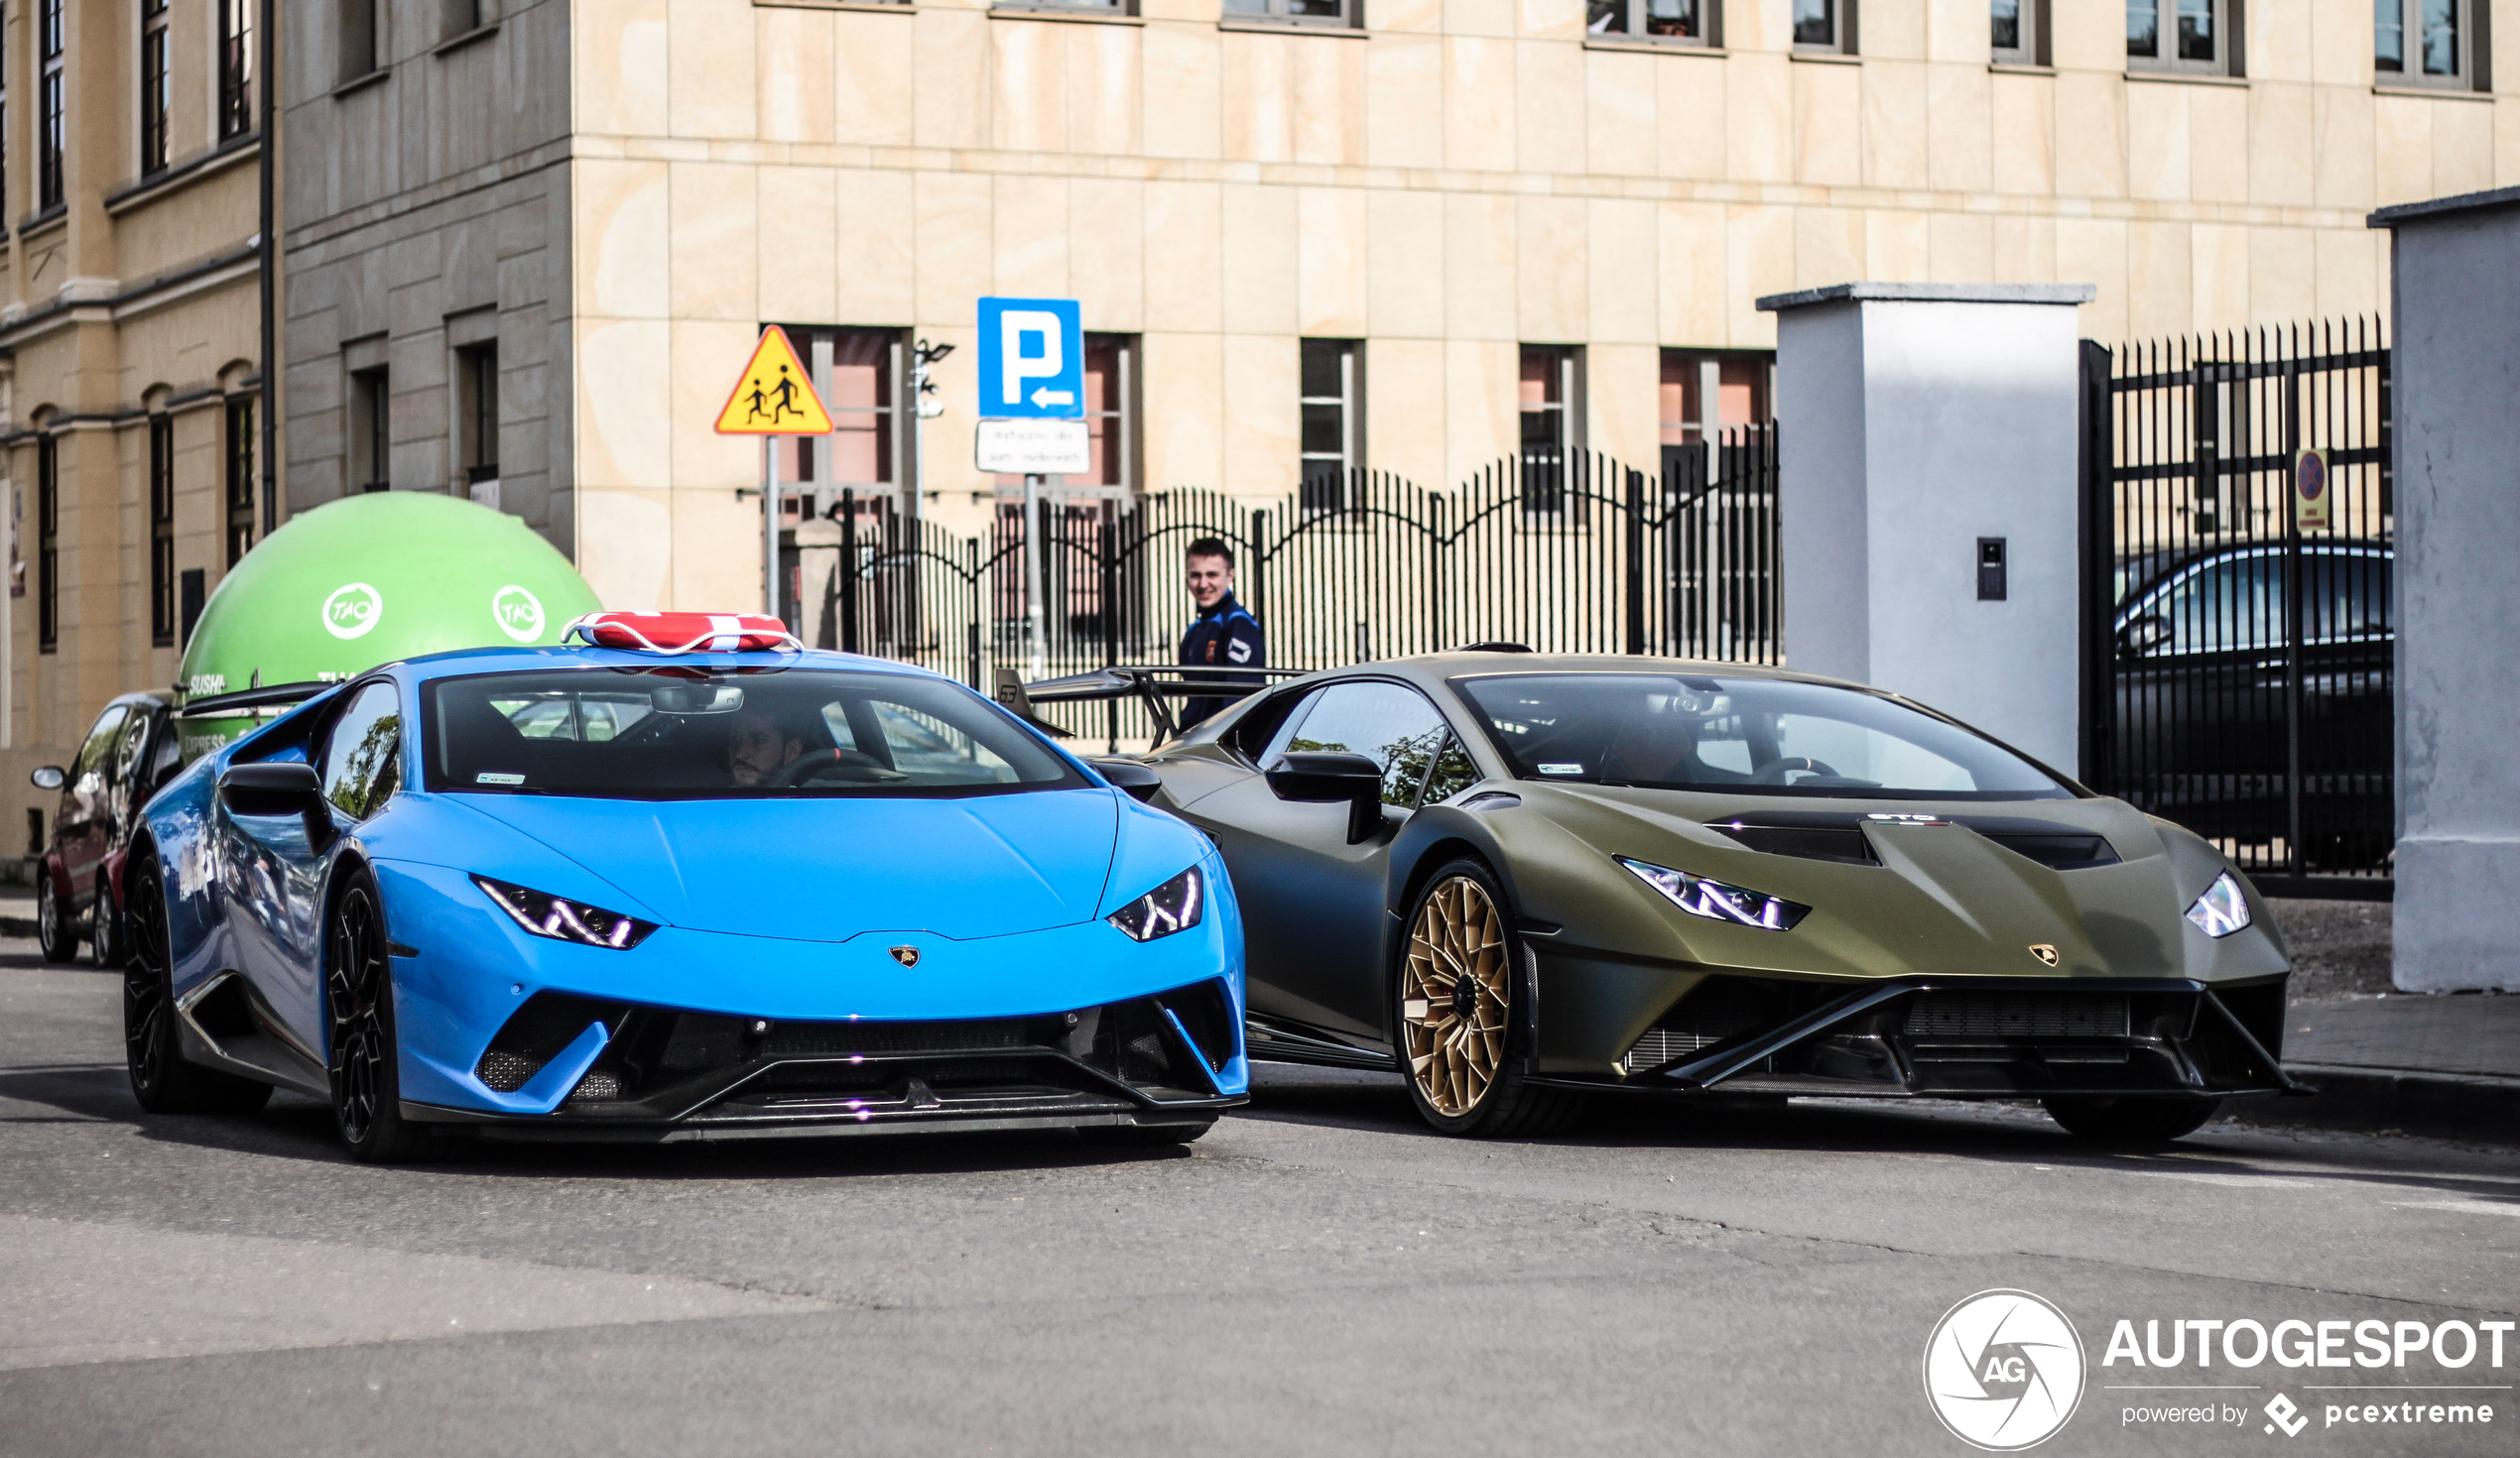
[122,614,1245,1162]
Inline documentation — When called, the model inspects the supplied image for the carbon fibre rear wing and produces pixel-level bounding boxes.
[999,665,1305,745]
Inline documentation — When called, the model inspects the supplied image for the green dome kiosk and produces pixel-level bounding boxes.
[176,493,602,758]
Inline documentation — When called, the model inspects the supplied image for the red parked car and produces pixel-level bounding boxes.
[29,691,177,964]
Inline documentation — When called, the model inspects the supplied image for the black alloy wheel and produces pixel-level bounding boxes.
[36,875,76,964]
[123,854,271,1115]
[325,868,433,1162]
[2042,1095,2224,1144]
[1393,857,1577,1139]
[90,873,128,969]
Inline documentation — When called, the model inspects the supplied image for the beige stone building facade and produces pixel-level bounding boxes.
[0,0,264,852]
[0,0,2507,844]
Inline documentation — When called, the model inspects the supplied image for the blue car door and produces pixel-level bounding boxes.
[219,680,407,1056]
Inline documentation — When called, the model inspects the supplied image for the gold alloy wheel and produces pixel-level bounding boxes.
[1400,875,1511,1117]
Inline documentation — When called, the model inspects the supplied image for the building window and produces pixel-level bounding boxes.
[341,0,380,81]
[36,435,58,654]
[2377,0,2474,85]
[1221,0,1355,25]
[224,397,256,565]
[457,343,498,500]
[2,15,11,208]
[997,0,1136,15]
[1079,335,1133,495]
[349,368,390,492]
[768,328,903,519]
[1794,0,1854,51]
[1519,346,1582,513]
[1660,350,1770,489]
[1991,0,2043,61]
[141,0,172,175]
[149,417,176,647]
[219,0,255,140]
[1589,0,1715,44]
[2129,0,2238,72]
[444,0,488,38]
[39,0,64,210]
[1300,340,1361,512]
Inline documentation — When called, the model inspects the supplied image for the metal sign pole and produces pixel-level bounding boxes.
[764,436,781,619]
[1024,471,1047,680]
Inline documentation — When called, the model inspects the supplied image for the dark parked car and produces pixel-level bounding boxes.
[31,692,178,964]
[2107,540,2391,870]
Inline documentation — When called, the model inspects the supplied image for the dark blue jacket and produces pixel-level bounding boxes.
[1179,594,1264,731]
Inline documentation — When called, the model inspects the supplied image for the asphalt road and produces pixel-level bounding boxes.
[3,945,2513,1458]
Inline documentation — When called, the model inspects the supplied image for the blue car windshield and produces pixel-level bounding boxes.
[1453,673,2073,800]
[422,668,1085,799]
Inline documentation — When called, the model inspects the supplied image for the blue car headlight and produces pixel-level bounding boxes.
[1107,867,1203,942]
[473,876,658,950]
[2186,871,2251,937]
[1618,856,1810,931]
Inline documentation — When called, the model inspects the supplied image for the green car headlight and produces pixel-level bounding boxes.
[1618,857,1810,931]
[1108,867,1203,942]
[2186,871,2251,937]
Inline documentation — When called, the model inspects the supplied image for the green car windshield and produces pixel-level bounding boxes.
[1453,673,2072,800]
[422,668,1084,799]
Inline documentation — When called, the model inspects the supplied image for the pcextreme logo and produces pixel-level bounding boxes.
[1924,1289,2087,1450]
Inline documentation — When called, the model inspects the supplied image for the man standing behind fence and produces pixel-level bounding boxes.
[1179,538,1265,731]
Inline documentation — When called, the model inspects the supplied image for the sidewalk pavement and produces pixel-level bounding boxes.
[5,888,2502,1140]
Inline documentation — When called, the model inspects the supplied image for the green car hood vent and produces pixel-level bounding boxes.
[1704,811,2122,872]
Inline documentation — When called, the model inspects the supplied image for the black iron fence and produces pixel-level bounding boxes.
[785,427,1780,747]
[2079,319,2392,897]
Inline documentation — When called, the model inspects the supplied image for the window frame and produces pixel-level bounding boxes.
[349,367,391,492]
[37,434,58,654]
[218,0,255,141]
[1219,0,1358,25]
[1792,0,1855,53]
[224,396,256,565]
[340,0,381,82]
[2127,0,2242,75]
[2375,0,2480,88]
[1299,338,1362,514]
[140,0,172,176]
[1518,345,1584,515]
[1587,0,1718,46]
[149,416,176,647]
[456,342,499,494]
[1990,0,2044,62]
[39,0,65,211]
[993,0,1140,17]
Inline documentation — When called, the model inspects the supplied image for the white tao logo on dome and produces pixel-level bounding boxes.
[321,582,383,640]
[491,585,545,643]
[1923,1289,2085,1450]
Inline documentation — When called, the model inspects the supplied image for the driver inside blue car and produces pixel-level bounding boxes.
[727,710,805,787]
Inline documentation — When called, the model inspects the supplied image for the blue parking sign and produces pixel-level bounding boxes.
[976,298,1084,420]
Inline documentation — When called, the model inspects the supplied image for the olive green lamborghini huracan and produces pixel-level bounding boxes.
[1026,653,2299,1142]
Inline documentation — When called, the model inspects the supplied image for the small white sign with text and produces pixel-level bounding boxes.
[975,419,1090,475]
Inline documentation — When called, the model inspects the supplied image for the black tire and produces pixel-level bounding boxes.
[2043,1095,2224,1144]
[1393,858,1578,1139]
[326,868,435,1163]
[90,873,128,969]
[36,874,77,964]
[1080,1121,1213,1147]
[124,855,272,1116]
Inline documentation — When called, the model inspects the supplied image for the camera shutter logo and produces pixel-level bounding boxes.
[1923,1289,2085,1450]
[321,582,384,640]
[491,585,546,643]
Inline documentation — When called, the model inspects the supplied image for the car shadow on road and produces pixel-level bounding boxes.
[0,1059,1209,1182]
[1233,1060,2520,1198]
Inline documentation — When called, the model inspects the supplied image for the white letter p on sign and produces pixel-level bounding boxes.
[1000,309,1063,409]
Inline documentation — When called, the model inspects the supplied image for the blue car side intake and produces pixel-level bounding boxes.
[133,644,1246,1155]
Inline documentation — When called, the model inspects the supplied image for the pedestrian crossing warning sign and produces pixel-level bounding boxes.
[714,325,833,435]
